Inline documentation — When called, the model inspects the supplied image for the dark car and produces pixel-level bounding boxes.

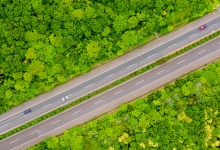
[24,109,31,114]
[199,24,207,30]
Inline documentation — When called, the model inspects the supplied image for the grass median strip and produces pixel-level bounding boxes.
[0,30,220,141]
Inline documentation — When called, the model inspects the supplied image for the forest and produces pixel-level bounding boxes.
[0,0,217,114]
[28,59,220,149]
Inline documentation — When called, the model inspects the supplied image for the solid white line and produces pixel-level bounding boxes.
[197,50,206,54]
[43,104,51,109]
[1,124,8,128]
[2,35,220,138]
[148,54,155,58]
[115,90,123,95]
[4,13,220,125]
[52,120,60,125]
[177,60,185,64]
[10,139,18,144]
[31,130,39,134]
[156,70,165,75]
[9,48,220,150]
[85,84,93,89]
[188,34,197,38]
[73,110,81,115]
[94,100,102,105]
[135,80,144,85]
[209,24,217,28]
[105,74,114,79]
[168,44,176,48]
[126,64,135,69]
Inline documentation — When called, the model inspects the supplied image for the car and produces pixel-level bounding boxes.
[62,96,69,101]
[24,109,31,114]
[199,24,207,30]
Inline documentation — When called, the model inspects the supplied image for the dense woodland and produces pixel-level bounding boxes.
[28,60,220,149]
[0,0,217,114]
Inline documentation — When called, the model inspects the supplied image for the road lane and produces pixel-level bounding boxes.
[1,13,220,135]
[1,34,220,150]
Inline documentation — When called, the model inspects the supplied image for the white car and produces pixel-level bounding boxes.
[62,96,69,101]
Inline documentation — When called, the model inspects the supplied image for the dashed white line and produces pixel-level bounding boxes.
[94,100,102,105]
[209,24,217,28]
[43,104,51,109]
[168,44,176,48]
[106,74,114,78]
[177,60,185,64]
[126,64,135,69]
[115,90,123,95]
[147,54,155,58]
[10,139,18,144]
[197,50,206,54]
[135,80,144,85]
[31,130,39,134]
[156,70,165,75]
[1,124,8,128]
[188,34,197,38]
[73,110,81,115]
[52,120,60,125]
[85,84,93,89]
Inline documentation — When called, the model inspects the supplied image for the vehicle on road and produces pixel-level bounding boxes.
[199,24,207,30]
[24,109,31,114]
[62,96,69,101]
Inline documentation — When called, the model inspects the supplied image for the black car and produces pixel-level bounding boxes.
[24,109,31,114]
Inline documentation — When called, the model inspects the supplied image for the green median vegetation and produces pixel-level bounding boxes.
[0,0,219,114]
[0,28,220,141]
[28,42,220,150]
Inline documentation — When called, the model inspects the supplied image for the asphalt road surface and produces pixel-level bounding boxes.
[1,29,220,150]
[1,14,220,135]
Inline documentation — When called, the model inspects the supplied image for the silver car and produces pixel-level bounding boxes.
[62,96,69,101]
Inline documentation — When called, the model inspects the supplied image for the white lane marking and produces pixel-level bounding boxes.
[168,44,176,48]
[85,84,93,89]
[52,120,60,125]
[218,42,220,44]
[1,124,8,128]
[73,110,81,115]
[22,114,30,118]
[10,139,18,144]
[105,74,114,79]
[115,90,123,95]
[2,35,220,137]
[43,104,51,109]
[68,94,72,96]
[156,70,165,75]
[5,14,220,126]
[209,24,217,28]
[9,48,220,150]
[94,100,102,105]
[147,54,155,58]
[177,60,185,64]
[188,34,197,38]
[126,64,135,69]
[31,130,39,134]
[197,50,206,54]
[135,80,144,85]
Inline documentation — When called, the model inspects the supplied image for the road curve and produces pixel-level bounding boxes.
[1,32,220,150]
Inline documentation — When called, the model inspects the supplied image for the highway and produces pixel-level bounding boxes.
[1,29,220,150]
[1,13,220,136]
